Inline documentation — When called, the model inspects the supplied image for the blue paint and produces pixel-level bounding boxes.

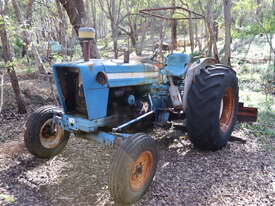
[103,61,148,73]
[162,53,190,77]
[114,133,133,139]
[52,66,66,111]
[128,95,135,105]
[103,62,159,87]
[53,59,162,120]
[107,78,157,87]
[95,132,116,144]
[156,111,170,123]
[52,57,174,144]
[53,62,109,120]
[61,114,111,132]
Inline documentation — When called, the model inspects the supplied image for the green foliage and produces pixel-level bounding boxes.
[233,0,254,12]
[238,61,275,148]
[13,37,24,57]
[241,100,275,149]
[0,194,16,203]
[26,67,34,73]
[259,64,274,96]
[232,0,275,38]
[51,54,64,62]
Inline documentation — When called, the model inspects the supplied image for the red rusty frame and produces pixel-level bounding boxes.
[237,102,258,122]
[139,6,204,50]
[139,6,204,21]
[140,7,258,123]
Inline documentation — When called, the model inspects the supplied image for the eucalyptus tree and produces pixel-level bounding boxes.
[0,0,26,113]
[58,0,100,58]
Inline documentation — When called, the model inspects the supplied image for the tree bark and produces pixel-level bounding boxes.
[91,0,97,31]
[223,0,232,66]
[171,0,177,50]
[188,11,194,54]
[0,6,26,114]
[58,0,100,58]
[121,0,142,55]
[206,0,219,61]
[31,45,46,74]
[12,0,33,57]
[12,0,46,73]
[195,22,202,51]
[55,0,68,55]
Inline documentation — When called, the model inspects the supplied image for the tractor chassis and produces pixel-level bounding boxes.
[51,96,156,145]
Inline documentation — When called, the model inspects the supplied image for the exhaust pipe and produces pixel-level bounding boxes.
[78,27,96,62]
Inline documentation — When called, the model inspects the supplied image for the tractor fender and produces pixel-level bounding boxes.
[182,57,218,109]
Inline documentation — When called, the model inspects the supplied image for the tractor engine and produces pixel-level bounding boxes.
[107,86,153,128]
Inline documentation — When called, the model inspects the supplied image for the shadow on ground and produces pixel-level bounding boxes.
[0,128,274,206]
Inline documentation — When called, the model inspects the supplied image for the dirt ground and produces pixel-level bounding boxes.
[0,76,274,206]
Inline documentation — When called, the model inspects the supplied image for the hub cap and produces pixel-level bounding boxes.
[219,88,235,133]
[130,151,153,191]
[39,119,64,149]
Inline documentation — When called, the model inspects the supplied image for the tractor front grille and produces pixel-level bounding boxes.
[56,67,88,117]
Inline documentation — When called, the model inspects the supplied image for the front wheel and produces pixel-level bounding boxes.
[109,133,159,204]
[24,106,70,158]
[186,64,238,150]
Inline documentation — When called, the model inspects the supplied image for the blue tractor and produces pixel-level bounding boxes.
[24,28,252,204]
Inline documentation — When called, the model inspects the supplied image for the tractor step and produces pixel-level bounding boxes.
[237,102,258,122]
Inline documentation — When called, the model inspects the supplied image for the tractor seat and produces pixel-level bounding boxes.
[162,53,190,77]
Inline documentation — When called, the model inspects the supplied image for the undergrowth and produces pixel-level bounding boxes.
[237,61,275,149]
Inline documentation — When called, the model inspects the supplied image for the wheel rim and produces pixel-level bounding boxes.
[39,119,64,149]
[219,87,235,133]
[130,151,153,191]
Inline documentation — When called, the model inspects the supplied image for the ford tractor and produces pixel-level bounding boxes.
[24,27,257,204]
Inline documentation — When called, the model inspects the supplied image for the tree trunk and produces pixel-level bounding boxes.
[12,0,33,57]
[0,11,26,113]
[99,0,121,59]
[58,0,100,58]
[123,0,139,55]
[31,45,46,74]
[137,20,149,55]
[22,0,33,57]
[91,0,97,31]
[188,11,194,54]
[112,0,121,59]
[223,0,232,66]
[12,0,46,73]
[171,0,177,50]
[195,22,202,51]
[55,0,68,56]
[171,19,177,50]
[206,0,219,61]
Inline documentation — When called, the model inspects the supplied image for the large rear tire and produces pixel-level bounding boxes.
[186,64,238,150]
[109,133,159,204]
[24,106,70,158]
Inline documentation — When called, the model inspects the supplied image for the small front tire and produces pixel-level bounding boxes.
[109,133,159,204]
[24,106,70,159]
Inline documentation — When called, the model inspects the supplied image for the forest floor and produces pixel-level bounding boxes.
[0,70,274,206]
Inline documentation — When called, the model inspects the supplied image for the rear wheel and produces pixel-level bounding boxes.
[24,106,70,158]
[186,64,238,150]
[109,133,159,204]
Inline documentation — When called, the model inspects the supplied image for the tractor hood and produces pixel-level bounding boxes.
[52,59,162,120]
[53,59,161,88]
